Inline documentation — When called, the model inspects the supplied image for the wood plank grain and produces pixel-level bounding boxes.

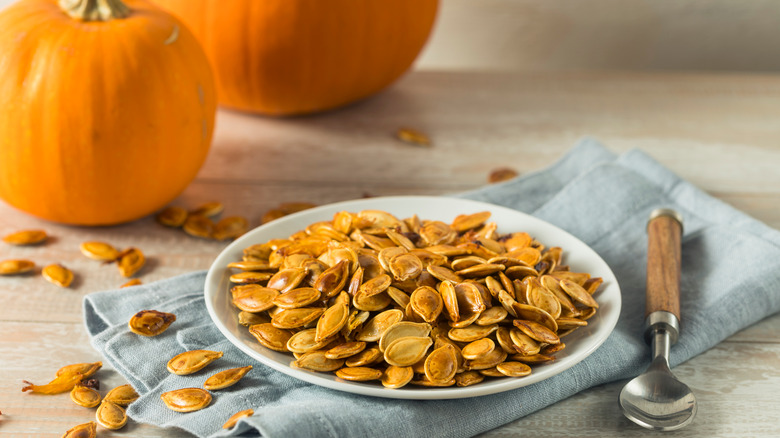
[480,341,780,438]
[198,72,780,194]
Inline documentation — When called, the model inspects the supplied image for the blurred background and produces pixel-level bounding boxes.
[3,0,780,73]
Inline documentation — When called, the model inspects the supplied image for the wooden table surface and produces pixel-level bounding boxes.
[1,70,779,437]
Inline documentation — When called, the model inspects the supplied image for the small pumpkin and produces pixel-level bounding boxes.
[152,0,439,116]
[0,0,216,225]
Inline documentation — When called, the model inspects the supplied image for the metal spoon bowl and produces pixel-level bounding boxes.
[619,330,697,431]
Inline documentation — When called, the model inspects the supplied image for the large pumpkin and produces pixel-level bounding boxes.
[0,0,216,225]
[152,0,438,115]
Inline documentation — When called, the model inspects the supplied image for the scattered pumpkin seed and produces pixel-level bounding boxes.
[42,264,74,288]
[96,401,127,429]
[396,127,431,146]
[79,241,120,261]
[161,388,212,412]
[488,167,519,184]
[223,408,254,429]
[213,216,249,240]
[2,229,47,245]
[190,201,224,218]
[128,310,176,336]
[61,421,97,438]
[167,350,224,375]
[204,365,253,390]
[103,384,139,406]
[70,385,101,408]
[156,206,188,227]
[117,247,145,277]
[0,259,35,275]
[183,214,214,238]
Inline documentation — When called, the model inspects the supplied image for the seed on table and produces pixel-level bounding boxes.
[61,421,97,438]
[183,214,214,239]
[190,201,224,218]
[203,365,253,390]
[79,241,120,261]
[95,401,127,429]
[103,384,139,406]
[223,408,254,429]
[57,362,102,378]
[488,167,519,184]
[213,216,249,241]
[128,310,176,336]
[396,127,431,146]
[260,202,316,224]
[156,206,188,227]
[0,259,35,275]
[167,350,224,375]
[70,385,101,408]
[42,264,74,288]
[22,372,84,395]
[160,388,212,412]
[117,248,145,277]
[2,229,47,245]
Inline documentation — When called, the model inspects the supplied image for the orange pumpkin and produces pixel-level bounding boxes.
[153,0,439,115]
[0,0,216,225]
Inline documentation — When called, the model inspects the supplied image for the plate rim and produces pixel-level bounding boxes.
[204,195,621,400]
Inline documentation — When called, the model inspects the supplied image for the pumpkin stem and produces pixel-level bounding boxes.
[59,0,130,21]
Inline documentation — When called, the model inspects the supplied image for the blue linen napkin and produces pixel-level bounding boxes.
[83,137,780,437]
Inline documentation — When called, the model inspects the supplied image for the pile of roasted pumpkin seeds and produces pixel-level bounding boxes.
[228,209,602,389]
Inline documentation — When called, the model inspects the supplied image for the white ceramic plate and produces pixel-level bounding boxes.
[204,196,621,400]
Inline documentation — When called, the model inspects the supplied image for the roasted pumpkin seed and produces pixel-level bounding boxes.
[0,259,35,275]
[96,401,127,430]
[117,248,144,277]
[384,336,433,367]
[461,338,496,360]
[160,388,212,412]
[128,309,176,336]
[191,201,224,218]
[325,341,366,359]
[167,350,223,375]
[396,127,431,146]
[61,421,97,438]
[71,385,101,408]
[488,167,519,184]
[223,408,254,429]
[248,323,292,352]
[103,384,139,406]
[183,214,214,238]
[273,287,321,309]
[335,367,383,381]
[294,351,344,372]
[156,206,188,227]
[42,264,74,288]
[79,241,120,261]
[213,216,249,241]
[204,365,253,390]
[381,365,414,389]
[3,229,47,245]
[345,346,383,367]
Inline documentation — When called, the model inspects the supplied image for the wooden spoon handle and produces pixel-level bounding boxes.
[646,209,683,320]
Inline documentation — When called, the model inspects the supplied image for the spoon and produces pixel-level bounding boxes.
[619,208,697,431]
